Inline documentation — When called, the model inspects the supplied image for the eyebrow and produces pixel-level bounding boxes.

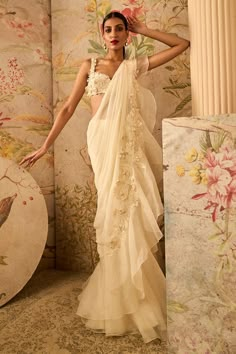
[104,24,125,28]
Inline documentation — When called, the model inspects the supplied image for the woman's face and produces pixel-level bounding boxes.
[102,17,129,52]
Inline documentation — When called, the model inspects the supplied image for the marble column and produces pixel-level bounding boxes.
[188,0,236,115]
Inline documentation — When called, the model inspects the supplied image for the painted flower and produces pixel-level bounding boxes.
[121,6,145,19]
[192,166,235,221]
[185,147,198,163]
[53,52,65,68]
[204,149,217,169]
[85,0,96,12]
[192,175,201,184]
[0,57,24,95]
[200,172,208,185]
[4,17,33,38]
[226,177,236,204]
[189,164,202,184]
[34,48,50,64]
[204,147,236,173]
[99,0,111,15]
[207,165,232,196]
[176,164,185,176]
[123,0,140,4]
[39,14,50,27]
[218,146,236,173]
[198,151,205,161]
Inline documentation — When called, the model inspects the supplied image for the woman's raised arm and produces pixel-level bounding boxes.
[20,60,90,167]
[127,15,190,70]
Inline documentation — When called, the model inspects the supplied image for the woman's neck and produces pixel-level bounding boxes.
[105,50,124,62]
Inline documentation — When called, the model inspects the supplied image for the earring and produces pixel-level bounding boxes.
[125,41,128,46]
[103,42,107,50]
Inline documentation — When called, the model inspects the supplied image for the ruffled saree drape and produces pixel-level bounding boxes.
[76,57,167,343]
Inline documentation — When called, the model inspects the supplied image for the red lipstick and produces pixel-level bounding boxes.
[110,40,119,45]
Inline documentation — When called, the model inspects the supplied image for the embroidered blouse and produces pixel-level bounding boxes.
[85,56,149,97]
[85,58,111,97]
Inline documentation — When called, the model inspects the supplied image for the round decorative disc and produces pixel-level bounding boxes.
[0,157,48,306]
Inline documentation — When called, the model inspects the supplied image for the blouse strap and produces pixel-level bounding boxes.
[90,58,97,73]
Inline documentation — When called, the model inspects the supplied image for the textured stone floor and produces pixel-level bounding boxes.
[0,270,167,354]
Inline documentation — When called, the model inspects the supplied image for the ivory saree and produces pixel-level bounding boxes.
[76,56,167,343]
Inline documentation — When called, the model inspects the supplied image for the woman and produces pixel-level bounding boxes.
[20,11,189,343]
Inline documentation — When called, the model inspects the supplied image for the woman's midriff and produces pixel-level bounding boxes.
[90,94,105,117]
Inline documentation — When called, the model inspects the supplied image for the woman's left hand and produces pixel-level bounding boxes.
[127,15,147,35]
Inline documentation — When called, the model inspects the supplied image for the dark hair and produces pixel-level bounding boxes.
[102,11,128,58]
[102,11,128,31]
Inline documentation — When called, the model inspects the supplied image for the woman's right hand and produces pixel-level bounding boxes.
[19,146,48,168]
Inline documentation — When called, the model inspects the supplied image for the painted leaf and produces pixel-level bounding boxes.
[55,67,79,81]
[15,115,50,124]
[0,256,8,265]
[173,94,192,113]
[0,95,14,103]
[17,86,31,94]
[165,65,175,71]
[168,301,189,313]
[208,232,224,240]
[164,83,191,90]
[192,193,207,200]
[88,40,104,51]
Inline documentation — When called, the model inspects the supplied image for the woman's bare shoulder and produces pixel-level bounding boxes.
[79,58,92,74]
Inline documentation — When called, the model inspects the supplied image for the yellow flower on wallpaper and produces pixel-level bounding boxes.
[185,147,198,163]
[189,164,202,184]
[176,165,185,176]
[189,164,202,175]
[191,175,201,184]
[200,172,208,185]
[86,0,97,12]
[99,0,111,15]
[198,151,205,162]
[53,52,65,68]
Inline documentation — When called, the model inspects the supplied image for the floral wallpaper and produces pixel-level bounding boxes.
[52,0,190,272]
[0,0,55,268]
[163,114,236,354]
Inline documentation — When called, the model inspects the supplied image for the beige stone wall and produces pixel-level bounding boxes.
[51,0,191,272]
[0,0,55,268]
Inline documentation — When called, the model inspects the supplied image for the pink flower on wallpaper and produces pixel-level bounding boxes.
[207,192,228,208]
[4,17,33,38]
[227,177,236,203]
[204,149,218,169]
[204,147,236,173]
[218,147,236,173]
[120,6,146,41]
[123,0,140,5]
[39,14,50,27]
[34,48,50,64]
[0,57,24,95]
[207,165,232,196]
[121,6,145,18]
[192,145,236,221]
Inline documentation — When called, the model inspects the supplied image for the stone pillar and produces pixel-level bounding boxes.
[188,0,236,115]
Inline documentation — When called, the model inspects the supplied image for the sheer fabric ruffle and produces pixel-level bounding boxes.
[76,57,166,343]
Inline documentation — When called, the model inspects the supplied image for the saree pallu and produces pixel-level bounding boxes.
[76,57,167,343]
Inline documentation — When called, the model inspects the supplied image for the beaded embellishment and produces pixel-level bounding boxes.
[97,64,145,254]
[85,58,111,97]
